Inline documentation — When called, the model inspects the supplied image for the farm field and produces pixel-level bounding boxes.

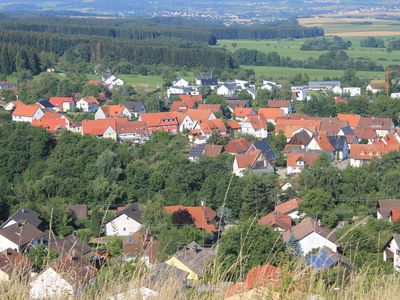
[244,65,385,81]
[217,37,400,69]
[299,17,400,36]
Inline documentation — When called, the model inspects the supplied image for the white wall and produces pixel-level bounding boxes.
[105,214,142,236]
[95,108,106,120]
[299,232,337,256]
[0,235,18,252]
[30,268,74,300]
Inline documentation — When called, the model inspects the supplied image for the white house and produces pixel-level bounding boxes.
[382,235,400,271]
[291,86,308,101]
[179,115,197,132]
[29,256,98,300]
[76,97,100,113]
[233,149,274,177]
[217,83,237,96]
[234,79,248,89]
[11,104,44,123]
[282,218,339,256]
[95,105,132,120]
[240,115,269,139]
[343,87,361,97]
[104,203,142,236]
[173,78,189,88]
[102,71,124,89]
[0,223,44,253]
[261,80,281,91]
[308,81,342,94]
[275,198,302,220]
[366,82,385,94]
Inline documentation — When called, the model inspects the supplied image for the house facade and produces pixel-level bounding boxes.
[104,203,142,236]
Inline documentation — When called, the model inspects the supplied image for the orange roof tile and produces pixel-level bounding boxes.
[259,211,292,231]
[200,119,227,134]
[234,107,254,118]
[226,120,241,130]
[32,117,68,133]
[314,134,335,152]
[12,104,42,117]
[163,205,218,233]
[243,114,269,130]
[287,151,322,167]
[235,149,262,169]
[337,114,361,128]
[187,109,213,122]
[140,112,183,127]
[391,208,400,223]
[49,97,74,108]
[225,138,252,154]
[258,108,284,122]
[82,119,116,136]
[178,94,202,108]
[275,198,301,214]
[100,104,128,118]
[198,104,221,113]
[81,96,99,105]
[267,100,290,108]
[350,143,400,160]
[170,101,188,112]
[203,144,223,158]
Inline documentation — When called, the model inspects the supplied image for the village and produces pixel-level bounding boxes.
[0,70,400,299]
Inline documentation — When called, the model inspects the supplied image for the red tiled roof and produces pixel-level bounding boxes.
[235,149,262,169]
[187,109,213,122]
[163,205,218,233]
[287,151,322,168]
[32,117,68,133]
[140,112,183,127]
[203,144,223,158]
[243,114,269,130]
[100,104,128,118]
[81,96,99,105]
[353,128,376,140]
[275,198,301,214]
[198,104,221,113]
[313,134,335,152]
[12,104,41,117]
[82,119,116,136]
[358,117,393,131]
[350,143,400,160]
[49,97,74,108]
[267,100,290,108]
[259,211,292,231]
[178,94,202,108]
[170,101,188,112]
[199,119,227,134]
[226,120,241,130]
[258,108,284,122]
[225,138,252,154]
[234,107,254,118]
[337,114,361,127]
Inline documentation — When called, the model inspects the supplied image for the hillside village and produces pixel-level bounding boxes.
[1,70,400,298]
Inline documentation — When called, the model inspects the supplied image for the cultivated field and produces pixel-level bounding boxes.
[299,17,400,36]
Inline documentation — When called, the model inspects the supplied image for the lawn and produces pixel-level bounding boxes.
[217,37,400,69]
[244,65,384,81]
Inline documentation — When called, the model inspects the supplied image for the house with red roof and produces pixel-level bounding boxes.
[95,104,132,120]
[163,205,220,233]
[259,211,292,232]
[306,134,348,160]
[226,120,241,134]
[337,114,361,128]
[197,104,221,114]
[233,148,274,177]
[267,100,292,115]
[32,113,71,133]
[225,138,252,155]
[233,107,255,122]
[12,104,44,123]
[48,97,75,112]
[193,119,227,139]
[349,143,400,167]
[241,114,269,139]
[275,198,302,220]
[286,150,323,175]
[170,101,189,113]
[139,112,183,133]
[4,100,23,111]
[76,97,100,113]
[258,108,284,125]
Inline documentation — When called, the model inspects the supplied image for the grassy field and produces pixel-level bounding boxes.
[299,17,400,36]
[243,65,384,81]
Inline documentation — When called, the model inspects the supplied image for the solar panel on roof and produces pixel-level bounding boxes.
[306,249,337,270]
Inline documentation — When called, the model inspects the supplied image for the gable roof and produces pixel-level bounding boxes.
[259,211,292,231]
[227,100,251,110]
[203,144,223,158]
[327,135,347,151]
[46,256,98,288]
[312,135,335,152]
[282,218,338,245]
[275,198,301,214]
[80,96,99,105]
[337,114,361,127]
[189,144,205,159]
[358,117,393,131]
[187,109,213,122]
[267,100,290,108]
[164,205,218,233]
[32,117,68,133]
[199,119,227,134]
[2,208,42,229]
[99,104,129,118]
[243,114,268,130]
[226,120,241,130]
[37,99,54,109]
[124,101,144,112]
[225,138,252,154]
[171,241,215,276]
[234,107,254,118]
[170,101,188,112]
[140,112,183,127]
[339,125,355,136]
[12,104,42,117]
[49,97,74,108]
[0,223,44,248]
[197,104,221,113]
[107,203,142,224]
[350,143,400,160]
[252,140,276,161]
[177,94,202,107]
[258,108,284,122]
[288,130,312,145]
[47,233,92,257]
[306,247,349,270]
[235,149,262,169]
[378,199,400,219]
[0,248,32,277]
[287,151,322,168]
